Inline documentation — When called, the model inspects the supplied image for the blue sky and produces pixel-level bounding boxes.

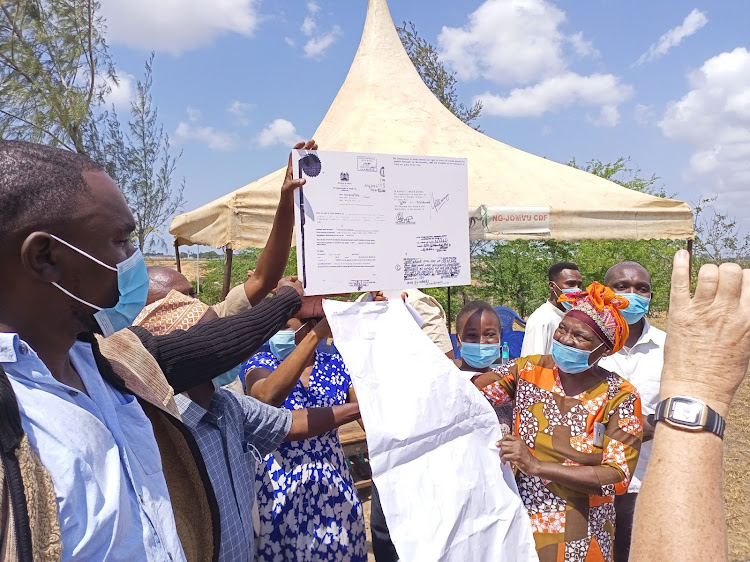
[99,0,750,247]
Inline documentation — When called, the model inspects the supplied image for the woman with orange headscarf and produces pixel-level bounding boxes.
[472,282,642,562]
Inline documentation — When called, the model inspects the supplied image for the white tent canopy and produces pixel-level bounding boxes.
[170,0,693,249]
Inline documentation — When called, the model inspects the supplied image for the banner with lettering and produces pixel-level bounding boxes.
[469,205,551,236]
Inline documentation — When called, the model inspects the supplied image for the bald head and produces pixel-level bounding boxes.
[604,261,652,297]
[147,265,195,305]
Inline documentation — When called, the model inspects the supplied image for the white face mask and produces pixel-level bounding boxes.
[49,235,149,337]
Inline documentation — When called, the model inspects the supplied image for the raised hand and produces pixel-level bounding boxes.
[660,250,750,416]
[282,139,318,194]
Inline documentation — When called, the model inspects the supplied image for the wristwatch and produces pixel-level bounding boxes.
[649,396,726,439]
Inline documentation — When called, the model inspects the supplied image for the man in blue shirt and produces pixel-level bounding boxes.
[0,140,308,560]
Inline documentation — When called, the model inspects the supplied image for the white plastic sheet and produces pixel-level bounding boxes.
[324,299,538,562]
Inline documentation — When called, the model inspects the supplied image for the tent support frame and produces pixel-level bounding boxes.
[174,241,181,273]
[222,248,234,300]
[447,286,452,333]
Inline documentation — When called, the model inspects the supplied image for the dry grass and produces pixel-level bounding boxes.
[145,257,213,284]
[725,375,750,561]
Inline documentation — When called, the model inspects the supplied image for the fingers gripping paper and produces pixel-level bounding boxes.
[323,299,538,562]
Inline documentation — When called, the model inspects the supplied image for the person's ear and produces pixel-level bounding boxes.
[20,232,61,283]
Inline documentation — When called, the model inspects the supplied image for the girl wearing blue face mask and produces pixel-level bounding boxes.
[454,301,513,429]
[471,283,643,562]
[241,317,366,562]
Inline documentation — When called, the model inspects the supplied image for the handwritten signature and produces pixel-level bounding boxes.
[432,193,450,212]
[396,212,415,225]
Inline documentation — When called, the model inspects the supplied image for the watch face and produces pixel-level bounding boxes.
[670,399,703,425]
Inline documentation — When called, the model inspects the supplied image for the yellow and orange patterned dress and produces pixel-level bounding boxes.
[479,354,642,562]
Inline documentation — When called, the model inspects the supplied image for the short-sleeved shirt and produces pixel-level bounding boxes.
[479,354,642,561]
[598,319,664,493]
[175,389,292,562]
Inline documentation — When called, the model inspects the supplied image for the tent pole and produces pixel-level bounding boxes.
[222,248,233,300]
[174,241,181,273]
[686,239,694,278]
[447,286,452,333]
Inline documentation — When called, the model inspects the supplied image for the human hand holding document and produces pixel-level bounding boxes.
[294,150,471,295]
[324,298,538,562]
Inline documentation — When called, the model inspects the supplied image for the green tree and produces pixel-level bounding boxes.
[474,240,576,317]
[693,196,750,265]
[96,54,185,252]
[397,21,482,128]
[567,157,667,196]
[0,0,115,153]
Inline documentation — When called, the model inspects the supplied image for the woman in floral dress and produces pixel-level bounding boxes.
[243,317,366,562]
[472,283,642,562]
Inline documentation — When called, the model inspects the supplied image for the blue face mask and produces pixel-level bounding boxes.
[50,235,149,337]
[617,293,651,325]
[551,340,604,374]
[269,330,297,361]
[461,342,502,368]
[213,363,242,390]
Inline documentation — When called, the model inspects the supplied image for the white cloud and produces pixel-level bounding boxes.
[477,72,633,125]
[438,0,630,124]
[290,1,341,59]
[438,0,594,85]
[586,105,621,128]
[304,26,342,58]
[659,47,750,214]
[636,9,708,66]
[100,70,135,110]
[174,122,237,151]
[568,32,600,58]
[301,16,317,37]
[256,118,303,148]
[633,103,655,125]
[186,106,202,122]
[227,100,255,126]
[100,0,260,54]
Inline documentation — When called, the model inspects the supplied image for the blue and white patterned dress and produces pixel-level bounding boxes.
[242,352,367,562]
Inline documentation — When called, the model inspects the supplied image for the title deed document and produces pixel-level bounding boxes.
[293,150,471,295]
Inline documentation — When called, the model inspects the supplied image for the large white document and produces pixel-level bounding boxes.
[294,150,471,295]
[324,298,538,562]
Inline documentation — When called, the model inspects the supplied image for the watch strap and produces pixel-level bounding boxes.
[652,397,726,439]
